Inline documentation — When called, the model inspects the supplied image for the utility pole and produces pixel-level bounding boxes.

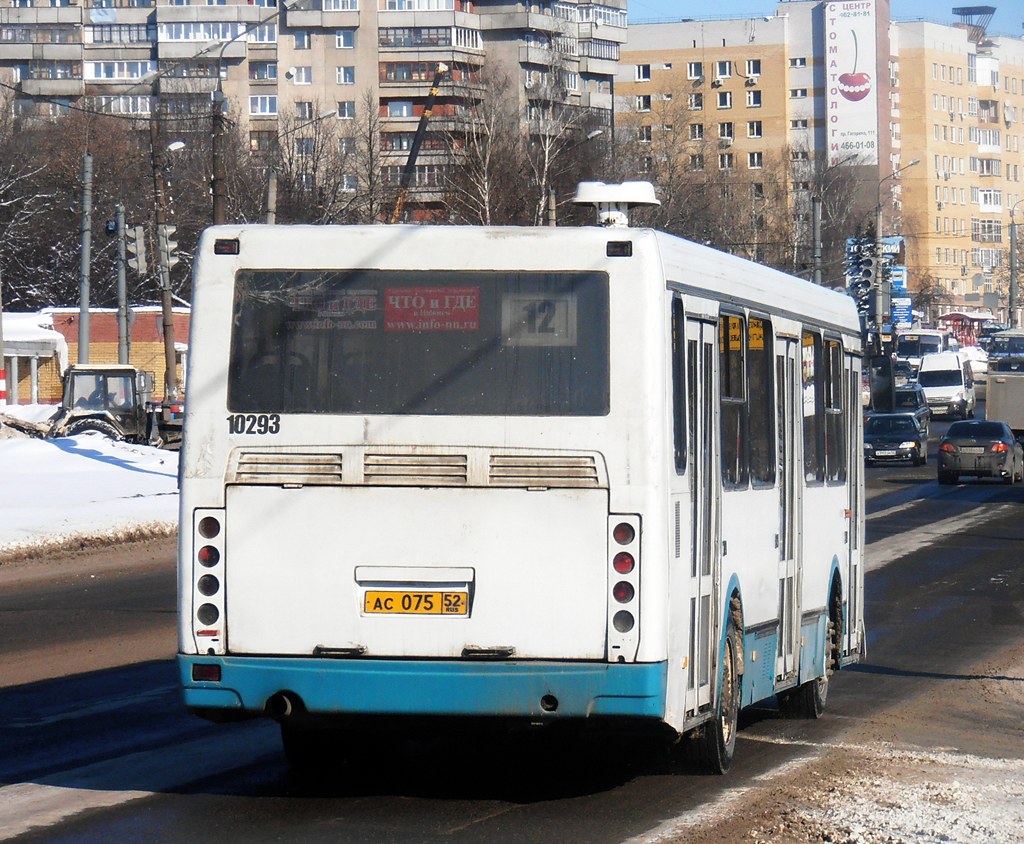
[212,92,227,224]
[1010,211,1019,329]
[872,201,886,352]
[115,202,130,364]
[150,120,178,400]
[265,169,277,224]
[812,194,823,286]
[78,153,93,364]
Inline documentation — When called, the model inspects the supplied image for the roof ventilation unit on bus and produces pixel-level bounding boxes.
[572,181,660,228]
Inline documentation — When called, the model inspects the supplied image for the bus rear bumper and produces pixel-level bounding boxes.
[178,655,667,721]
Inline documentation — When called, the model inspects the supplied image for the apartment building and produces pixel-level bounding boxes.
[623,2,1024,320]
[896,18,1024,318]
[0,0,626,217]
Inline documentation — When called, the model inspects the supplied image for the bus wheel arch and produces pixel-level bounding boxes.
[780,574,843,720]
[688,591,743,774]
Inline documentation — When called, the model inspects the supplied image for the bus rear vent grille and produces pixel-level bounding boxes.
[489,454,599,488]
[235,452,343,485]
[364,453,468,486]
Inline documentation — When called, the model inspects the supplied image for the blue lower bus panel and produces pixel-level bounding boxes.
[179,655,668,720]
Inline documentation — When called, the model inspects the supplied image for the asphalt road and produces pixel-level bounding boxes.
[1,413,1022,843]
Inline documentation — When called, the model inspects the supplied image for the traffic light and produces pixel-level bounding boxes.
[158,224,179,270]
[126,225,147,275]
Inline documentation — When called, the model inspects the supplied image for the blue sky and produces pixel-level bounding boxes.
[628,1,1023,38]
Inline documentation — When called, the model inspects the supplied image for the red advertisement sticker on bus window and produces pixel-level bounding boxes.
[384,287,480,331]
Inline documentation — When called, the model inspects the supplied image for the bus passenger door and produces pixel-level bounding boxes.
[845,354,863,659]
[775,338,800,682]
[685,318,719,714]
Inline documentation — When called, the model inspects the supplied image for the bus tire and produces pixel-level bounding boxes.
[65,418,124,441]
[690,621,740,775]
[779,673,828,719]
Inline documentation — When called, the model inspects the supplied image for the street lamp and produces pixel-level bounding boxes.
[872,158,919,351]
[1009,199,1024,328]
[149,130,186,400]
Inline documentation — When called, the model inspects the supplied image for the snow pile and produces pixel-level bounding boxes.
[0,407,178,559]
[743,743,1024,844]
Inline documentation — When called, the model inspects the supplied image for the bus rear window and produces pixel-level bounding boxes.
[227,269,610,416]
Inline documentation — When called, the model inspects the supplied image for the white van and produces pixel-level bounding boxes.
[917,351,976,419]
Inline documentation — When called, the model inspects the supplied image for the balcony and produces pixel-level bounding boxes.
[0,42,82,62]
[479,12,568,34]
[157,75,220,94]
[287,8,359,29]
[0,7,82,26]
[20,77,85,97]
[577,55,617,76]
[578,22,626,43]
[518,44,556,66]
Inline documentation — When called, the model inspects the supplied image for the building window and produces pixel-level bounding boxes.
[789,57,806,68]
[336,65,355,84]
[689,123,704,141]
[296,137,314,157]
[292,66,312,84]
[249,61,277,81]
[294,31,310,49]
[689,154,705,171]
[748,151,763,168]
[339,136,356,154]
[689,93,704,110]
[388,100,413,117]
[249,95,277,115]
[791,150,809,161]
[790,118,809,129]
[250,130,275,151]
[719,122,734,139]
[717,91,732,109]
[337,100,355,118]
[336,29,354,48]
[295,101,313,119]
[715,60,731,79]
[638,125,652,142]
[745,59,761,77]
[747,120,762,138]
[719,153,734,169]
[636,94,651,112]
[635,64,651,82]
[789,88,808,98]
[687,61,703,80]
[746,90,762,107]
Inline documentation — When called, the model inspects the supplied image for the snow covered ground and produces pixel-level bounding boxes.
[0,403,178,559]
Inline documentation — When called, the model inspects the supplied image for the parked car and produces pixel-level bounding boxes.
[937,420,1024,485]
[864,412,929,466]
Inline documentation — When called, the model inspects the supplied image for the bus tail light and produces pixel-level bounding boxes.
[192,509,226,655]
[607,515,641,663]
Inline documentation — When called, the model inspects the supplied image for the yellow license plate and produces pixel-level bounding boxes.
[364,590,468,616]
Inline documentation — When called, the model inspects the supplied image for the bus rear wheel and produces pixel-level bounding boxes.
[688,621,740,774]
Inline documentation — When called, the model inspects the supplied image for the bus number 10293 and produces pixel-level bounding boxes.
[227,413,282,435]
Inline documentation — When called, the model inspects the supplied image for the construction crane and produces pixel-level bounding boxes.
[389,62,449,224]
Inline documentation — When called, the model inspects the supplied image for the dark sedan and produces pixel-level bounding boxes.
[864,413,928,466]
[937,420,1024,485]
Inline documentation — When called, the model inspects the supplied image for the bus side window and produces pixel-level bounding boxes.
[748,316,775,485]
[824,339,846,483]
[801,330,824,484]
[720,312,748,487]
[672,298,686,474]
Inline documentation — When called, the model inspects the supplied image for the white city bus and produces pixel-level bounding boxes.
[178,199,865,773]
